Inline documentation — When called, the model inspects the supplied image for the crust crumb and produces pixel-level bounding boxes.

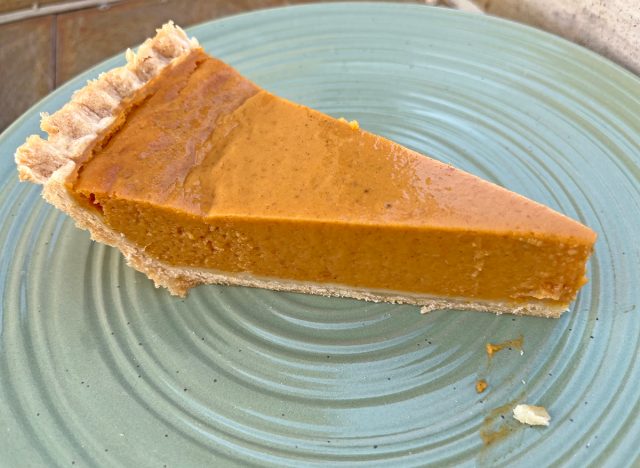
[513,404,550,426]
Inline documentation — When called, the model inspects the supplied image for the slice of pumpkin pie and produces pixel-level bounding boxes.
[15,22,596,317]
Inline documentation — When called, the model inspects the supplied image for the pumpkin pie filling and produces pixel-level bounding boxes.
[64,47,595,306]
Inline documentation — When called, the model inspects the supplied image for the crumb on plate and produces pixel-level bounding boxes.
[513,404,550,426]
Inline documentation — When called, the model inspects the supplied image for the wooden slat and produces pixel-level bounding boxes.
[0,0,65,15]
[0,15,54,131]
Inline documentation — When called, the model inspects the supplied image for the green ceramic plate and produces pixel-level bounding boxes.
[1,3,639,466]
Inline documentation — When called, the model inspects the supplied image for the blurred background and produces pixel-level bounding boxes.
[0,0,637,133]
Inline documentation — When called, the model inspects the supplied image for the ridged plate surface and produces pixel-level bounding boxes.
[1,3,639,466]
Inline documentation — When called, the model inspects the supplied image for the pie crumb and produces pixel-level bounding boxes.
[337,117,359,130]
[512,404,550,426]
[475,379,488,393]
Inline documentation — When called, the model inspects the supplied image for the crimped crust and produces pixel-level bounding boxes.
[15,22,199,184]
[14,22,567,318]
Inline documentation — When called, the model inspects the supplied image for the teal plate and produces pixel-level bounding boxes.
[1,3,639,466]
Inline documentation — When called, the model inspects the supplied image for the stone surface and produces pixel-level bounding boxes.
[478,0,640,75]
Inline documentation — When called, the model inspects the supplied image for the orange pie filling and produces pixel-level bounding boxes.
[66,48,595,305]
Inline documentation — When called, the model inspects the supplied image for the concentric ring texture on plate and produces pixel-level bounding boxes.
[1,3,639,467]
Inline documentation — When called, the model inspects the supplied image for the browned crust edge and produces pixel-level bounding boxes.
[13,21,567,318]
